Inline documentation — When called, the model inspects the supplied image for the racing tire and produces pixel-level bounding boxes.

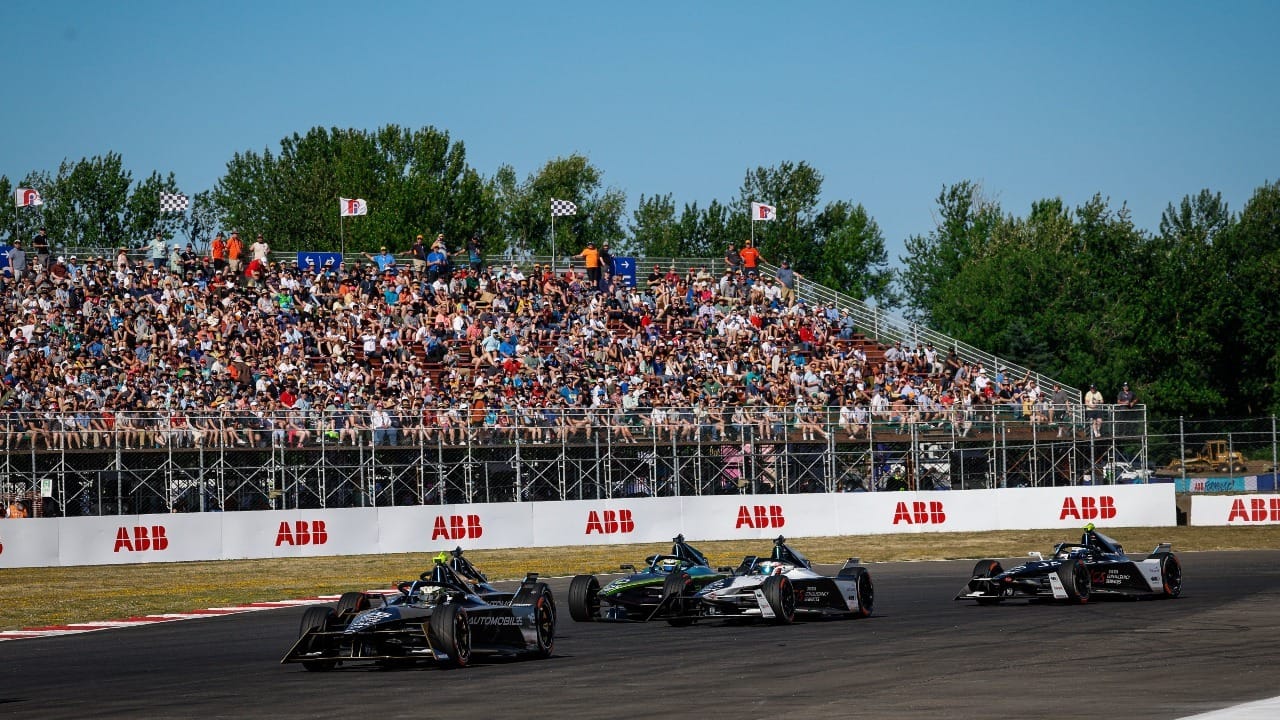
[1057,559,1091,604]
[530,583,556,658]
[428,603,472,668]
[1156,553,1182,598]
[567,575,601,622]
[298,606,338,672]
[848,568,874,618]
[971,559,1004,605]
[335,591,370,619]
[663,571,695,626]
[761,574,796,625]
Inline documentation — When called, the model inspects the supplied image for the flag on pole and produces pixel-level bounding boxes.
[750,202,776,221]
[340,198,368,217]
[551,198,577,217]
[13,188,43,207]
[159,192,189,213]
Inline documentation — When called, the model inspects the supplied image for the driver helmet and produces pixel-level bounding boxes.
[658,557,681,573]
[757,561,785,576]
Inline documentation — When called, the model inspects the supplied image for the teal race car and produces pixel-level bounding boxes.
[568,535,728,622]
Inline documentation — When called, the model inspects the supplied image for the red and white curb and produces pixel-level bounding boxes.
[0,591,391,642]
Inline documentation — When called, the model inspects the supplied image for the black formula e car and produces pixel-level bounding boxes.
[670,536,873,625]
[955,524,1182,605]
[568,535,728,622]
[281,550,555,670]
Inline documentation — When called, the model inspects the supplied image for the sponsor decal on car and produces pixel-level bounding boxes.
[468,615,523,626]
[346,610,394,632]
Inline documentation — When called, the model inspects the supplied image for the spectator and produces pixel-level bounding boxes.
[573,242,601,287]
[250,233,271,264]
[32,227,51,270]
[6,241,26,281]
[147,232,168,267]
[739,239,763,273]
[224,231,245,274]
[365,246,398,274]
[210,231,227,272]
[410,235,428,273]
[775,260,801,305]
[1084,383,1104,438]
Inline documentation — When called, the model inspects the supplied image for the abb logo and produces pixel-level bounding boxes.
[736,505,785,529]
[275,520,329,546]
[432,514,483,540]
[892,500,946,525]
[1227,497,1280,522]
[114,526,169,553]
[585,509,634,535]
[1059,496,1117,520]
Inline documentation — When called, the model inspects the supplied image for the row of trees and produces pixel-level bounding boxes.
[900,181,1280,419]
[3,124,1277,417]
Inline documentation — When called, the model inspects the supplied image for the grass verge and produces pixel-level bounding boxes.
[2,526,1278,631]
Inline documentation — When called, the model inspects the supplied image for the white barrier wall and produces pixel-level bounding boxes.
[1191,494,1280,526]
[0,484,1177,568]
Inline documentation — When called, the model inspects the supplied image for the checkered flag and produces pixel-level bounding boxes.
[550,198,577,217]
[159,192,189,213]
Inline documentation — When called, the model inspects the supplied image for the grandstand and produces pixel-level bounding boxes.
[0,245,1144,517]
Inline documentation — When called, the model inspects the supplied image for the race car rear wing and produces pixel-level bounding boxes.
[1146,542,1173,558]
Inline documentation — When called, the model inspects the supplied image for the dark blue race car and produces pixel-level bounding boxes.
[956,524,1182,605]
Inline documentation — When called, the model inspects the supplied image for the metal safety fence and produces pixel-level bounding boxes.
[0,404,1170,518]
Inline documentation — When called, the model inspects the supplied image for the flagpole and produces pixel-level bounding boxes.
[750,202,755,248]
[550,210,556,273]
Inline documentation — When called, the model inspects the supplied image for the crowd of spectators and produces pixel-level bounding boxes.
[0,233,1075,454]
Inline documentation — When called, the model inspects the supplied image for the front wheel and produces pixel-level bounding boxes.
[428,604,472,668]
[567,575,600,622]
[1057,559,1091,604]
[298,606,337,672]
[761,574,796,625]
[662,571,694,625]
[530,584,556,658]
[850,569,874,618]
[971,559,1004,605]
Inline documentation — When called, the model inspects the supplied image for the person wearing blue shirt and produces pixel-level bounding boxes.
[363,246,398,274]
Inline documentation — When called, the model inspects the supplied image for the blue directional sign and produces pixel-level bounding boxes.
[612,257,637,287]
[297,251,343,272]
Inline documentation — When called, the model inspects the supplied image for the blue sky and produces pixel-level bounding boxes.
[2,1,1277,265]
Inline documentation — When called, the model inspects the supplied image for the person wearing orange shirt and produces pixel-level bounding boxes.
[573,242,602,286]
[226,231,245,274]
[210,232,227,272]
[740,240,764,273]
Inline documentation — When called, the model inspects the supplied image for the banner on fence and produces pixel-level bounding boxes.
[0,485,1176,568]
[1191,494,1280,526]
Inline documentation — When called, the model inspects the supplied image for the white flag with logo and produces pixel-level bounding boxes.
[14,188,43,207]
[750,202,776,221]
[339,198,368,217]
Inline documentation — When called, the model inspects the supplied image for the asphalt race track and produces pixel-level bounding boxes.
[2,550,1278,719]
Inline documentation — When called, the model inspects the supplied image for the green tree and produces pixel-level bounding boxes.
[734,161,824,268]
[124,171,186,246]
[629,193,681,257]
[811,200,898,307]
[1216,182,1280,414]
[499,154,625,262]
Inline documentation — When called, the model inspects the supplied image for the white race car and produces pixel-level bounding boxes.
[677,536,874,625]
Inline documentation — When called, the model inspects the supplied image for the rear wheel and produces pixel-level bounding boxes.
[567,575,600,622]
[971,559,1004,605]
[761,574,796,625]
[1157,553,1182,598]
[1058,559,1091,604]
[531,584,556,658]
[298,606,337,672]
[851,569,874,618]
[335,591,369,619]
[428,604,471,668]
